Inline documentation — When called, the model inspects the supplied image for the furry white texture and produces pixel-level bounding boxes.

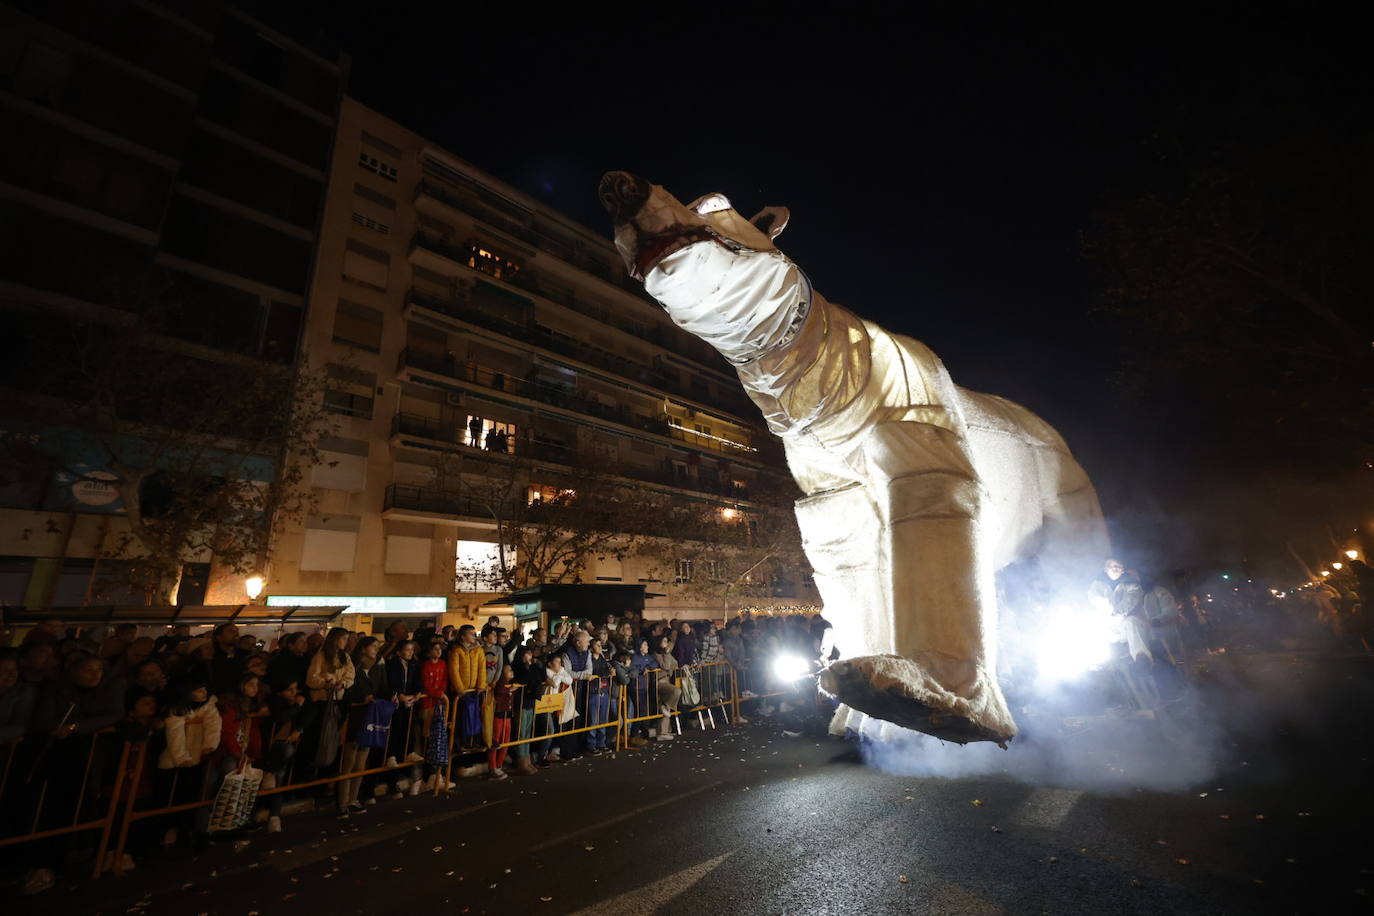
[613,181,1110,741]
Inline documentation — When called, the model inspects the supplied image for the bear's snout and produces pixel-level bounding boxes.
[599,171,652,226]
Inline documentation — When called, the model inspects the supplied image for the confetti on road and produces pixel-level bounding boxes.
[899,875,909,884]
[972,799,983,806]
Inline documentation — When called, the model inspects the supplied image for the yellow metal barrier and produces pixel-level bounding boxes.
[0,654,806,884]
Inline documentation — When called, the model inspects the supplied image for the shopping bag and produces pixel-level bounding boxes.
[356,698,396,749]
[425,708,450,766]
[679,668,700,707]
[314,700,341,768]
[207,761,263,832]
[534,693,563,716]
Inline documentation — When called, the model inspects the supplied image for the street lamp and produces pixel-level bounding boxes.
[245,575,266,601]
[1320,570,1331,577]
[1346,549,1359,560]
[1332,562,1344,571]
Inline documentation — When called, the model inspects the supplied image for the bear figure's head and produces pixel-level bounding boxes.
[598,172,801,364]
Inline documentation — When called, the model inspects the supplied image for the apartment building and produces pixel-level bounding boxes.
[0,1,347,607]
[269,99,813,633]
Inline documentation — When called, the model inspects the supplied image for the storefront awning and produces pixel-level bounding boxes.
[484,584,665,620]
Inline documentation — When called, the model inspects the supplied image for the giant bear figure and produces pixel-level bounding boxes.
[600,172,1109,745]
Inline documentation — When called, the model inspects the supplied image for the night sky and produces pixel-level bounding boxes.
[293,5,1358,581]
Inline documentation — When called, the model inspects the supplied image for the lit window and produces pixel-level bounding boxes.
[526,484,575,506]
[466,242,521,280]
[465,416,516,452]
[455,540,502,591]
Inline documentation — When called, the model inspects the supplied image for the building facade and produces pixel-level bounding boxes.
[269,99,813,632]
[0,0,347,607]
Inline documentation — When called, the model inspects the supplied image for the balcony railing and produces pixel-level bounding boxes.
[395,348,767,462]
[415,180,645,297]
[410,222,735,384]
[384,483,518,521]
[385,483,751,543]
[405,289,760,423]
[388,404,754,502]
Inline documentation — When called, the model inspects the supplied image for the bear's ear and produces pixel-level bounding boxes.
[689,192,733,216]
[749,206,790,240]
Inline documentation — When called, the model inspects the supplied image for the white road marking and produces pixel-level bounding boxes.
[568,852,734,916]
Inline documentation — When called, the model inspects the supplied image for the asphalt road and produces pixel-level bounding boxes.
[9,645,1373,915]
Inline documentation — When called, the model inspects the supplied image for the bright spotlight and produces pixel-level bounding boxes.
[772,654,810,681]
[1032,604,1115,685]
[245,575,265,600]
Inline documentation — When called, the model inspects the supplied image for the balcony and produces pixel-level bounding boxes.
[388,397,757,504]
[396,347,613,420]
[415,180,645,298]
[408,219,736,387]
[395,348,770,463]
[384,483,518,523]
[405,288,759,423]
[384,482,751,545]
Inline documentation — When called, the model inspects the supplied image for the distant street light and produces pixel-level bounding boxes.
[1345,549,1359,560]
[1332,562,1344,571]
[1320,570,1331,577]
[245,575,266,600]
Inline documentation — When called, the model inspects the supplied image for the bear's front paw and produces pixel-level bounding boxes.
[825,655,1012,746]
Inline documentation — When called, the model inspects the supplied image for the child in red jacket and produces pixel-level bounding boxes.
[419,640,450,788]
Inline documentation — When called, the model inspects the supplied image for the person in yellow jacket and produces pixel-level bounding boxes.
[447,625,486,749]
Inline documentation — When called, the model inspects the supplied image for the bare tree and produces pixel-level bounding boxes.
[631,471,812,614]
[0,315,335,604]
[440,448,655,592]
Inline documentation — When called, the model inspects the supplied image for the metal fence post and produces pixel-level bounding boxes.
[106,740,144,878]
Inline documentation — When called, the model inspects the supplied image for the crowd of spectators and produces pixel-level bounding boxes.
[0,611,829,895]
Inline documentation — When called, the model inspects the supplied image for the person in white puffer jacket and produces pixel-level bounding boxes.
[156,675,221,847]
[159,678,221,770]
